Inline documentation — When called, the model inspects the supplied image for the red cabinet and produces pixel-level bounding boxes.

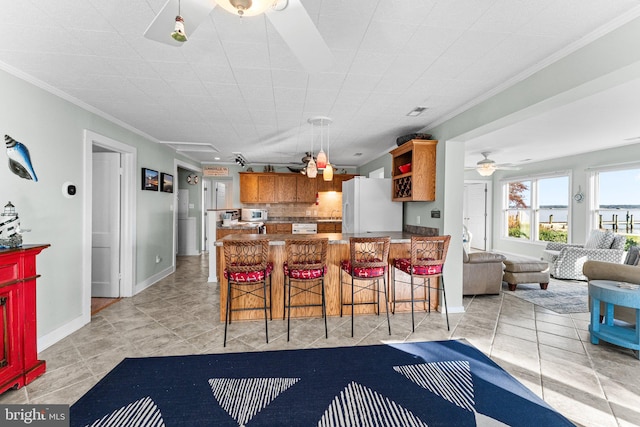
[0,244,49,394]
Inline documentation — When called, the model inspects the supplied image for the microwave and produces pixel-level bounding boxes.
[241,209,268,222]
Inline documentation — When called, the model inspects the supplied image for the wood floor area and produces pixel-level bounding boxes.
[90,297,121,315]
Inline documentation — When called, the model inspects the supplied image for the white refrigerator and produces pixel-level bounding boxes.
[342,177,403,233]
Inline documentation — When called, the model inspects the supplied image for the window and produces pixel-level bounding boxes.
[590,167,640,247]
[503,175,570,243]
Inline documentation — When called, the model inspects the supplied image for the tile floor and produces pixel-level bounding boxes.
[2,255,640,426]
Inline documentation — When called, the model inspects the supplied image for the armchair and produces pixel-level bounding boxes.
[542,230,626,280]
[463,249,506,295]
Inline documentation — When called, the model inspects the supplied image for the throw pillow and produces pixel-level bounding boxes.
[610,234,626,250]
[584,230,615,249]
[624,246,640,265]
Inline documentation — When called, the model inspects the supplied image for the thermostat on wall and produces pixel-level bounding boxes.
[62,182,77,198]
[431,209,441,218]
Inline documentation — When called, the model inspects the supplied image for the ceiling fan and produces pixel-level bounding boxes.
[467,152,521,176]
[143,0,333,72]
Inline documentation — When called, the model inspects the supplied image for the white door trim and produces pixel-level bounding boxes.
[464,179,493,250]
[173,159,202,265]
[83,130,137,323]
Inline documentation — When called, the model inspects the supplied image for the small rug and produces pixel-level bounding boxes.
[503,279,588,314]
[70,340,573,426]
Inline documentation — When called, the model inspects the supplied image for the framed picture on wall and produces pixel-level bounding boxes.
[142,168,159,191]
[161,173,174,193]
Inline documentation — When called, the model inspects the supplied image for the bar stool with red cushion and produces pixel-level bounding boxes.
[223,239,273,347]
[283,238,329,341]
[340,236,391,337]
[391,235,451,332]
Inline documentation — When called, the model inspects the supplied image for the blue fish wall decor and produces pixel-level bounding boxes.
[5,135,38,181]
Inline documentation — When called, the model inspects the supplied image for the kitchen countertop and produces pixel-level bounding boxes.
[216,221,262,230]
[215,232,413,245]
[265,218,342,224]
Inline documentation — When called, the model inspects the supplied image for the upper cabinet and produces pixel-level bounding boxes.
[241,172,357,203]
[295,175,317,203]
[239,173,276,203]
[317,173,358,192]
[390,139,437,201]
[275,174,317,203]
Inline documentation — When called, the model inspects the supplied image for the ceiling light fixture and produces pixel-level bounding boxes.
[476,152,496,176]
[170,0,188,42]
[308,116,333,180]
[215,0,278,17]
[406,106,427,117]
[234,154,246,168]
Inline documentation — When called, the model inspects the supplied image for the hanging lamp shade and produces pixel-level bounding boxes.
[316,149,327,169]
[216,0,275,17]
[306,158,318,178]
[476,163,496,176]
[323,163,333,181]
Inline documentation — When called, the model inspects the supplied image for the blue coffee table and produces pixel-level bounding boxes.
[589,279,640,359]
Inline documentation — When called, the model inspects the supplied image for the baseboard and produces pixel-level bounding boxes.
[443,305,465,314]
[38,314,89,352]
[39,265,176,352]
[134,266,175,294]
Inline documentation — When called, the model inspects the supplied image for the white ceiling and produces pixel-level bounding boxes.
[1,0,640,169]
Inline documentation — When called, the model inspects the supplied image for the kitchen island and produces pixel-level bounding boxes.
[215,232,441,322]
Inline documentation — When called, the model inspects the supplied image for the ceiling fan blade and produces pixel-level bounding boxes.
[265,0,333,73]
[144,0,217,46]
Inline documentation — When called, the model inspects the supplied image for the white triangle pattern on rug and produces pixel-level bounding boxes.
[394,360,475,412]
[209,377,300,426]
[475,411,511,427]
[317,381,429,427]
[85,396,165,427]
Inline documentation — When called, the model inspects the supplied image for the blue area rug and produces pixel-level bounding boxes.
[70,340,573,426]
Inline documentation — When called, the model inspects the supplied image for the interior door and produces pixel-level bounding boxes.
[464,183,488,251]
[215,182,226,208]
[92,152,121,297]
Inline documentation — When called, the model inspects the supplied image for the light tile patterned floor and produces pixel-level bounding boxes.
[2,255,640,426]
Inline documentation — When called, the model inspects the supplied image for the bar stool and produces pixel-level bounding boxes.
[340,236,391,337]
[222,239,273,347]
[391,235,451,332]
[283,238,329,341]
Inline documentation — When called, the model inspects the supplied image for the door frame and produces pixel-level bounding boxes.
[463,180,493,250]
[83,130,137,323]
[174,159,202,264]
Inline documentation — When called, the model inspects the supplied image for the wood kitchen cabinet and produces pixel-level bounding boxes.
[275,174,316,203]
[266,223,292,234]
[0,244,49,395]
[239,173,276,203]
[295,175,317,202]
[317,222,342,233]
[390,139,437,201]
[275,174,297,203]
[242,173,317,203]
[316,174,358,192]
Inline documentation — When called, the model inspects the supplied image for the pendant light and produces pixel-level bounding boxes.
[216,0,277,17]
[316,120,327,170]
[306,123,317,178]
[171,0,188,42]
[323,119,333,181]
[308,116,333,179]
[306,157,318,178]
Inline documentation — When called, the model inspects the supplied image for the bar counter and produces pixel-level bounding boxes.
[215,232,439,322]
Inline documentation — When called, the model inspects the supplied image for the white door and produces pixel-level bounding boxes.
[92,152,121,297]
[464,183,489,251]
[215,182,226,208]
